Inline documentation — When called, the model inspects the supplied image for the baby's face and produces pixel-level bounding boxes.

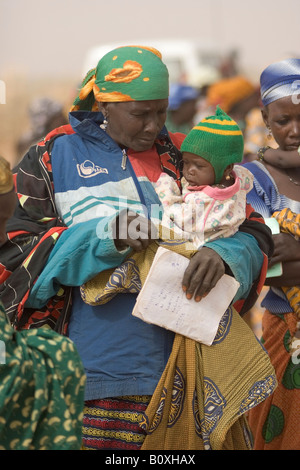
[182,152,215,186]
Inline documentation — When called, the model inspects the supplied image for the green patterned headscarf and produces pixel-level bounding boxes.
[72,45,169,111]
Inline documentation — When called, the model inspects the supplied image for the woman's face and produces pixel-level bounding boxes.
[0,190,16,246]
[262,96,300,151]
[99,99,168,151]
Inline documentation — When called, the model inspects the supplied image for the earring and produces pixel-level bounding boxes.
[267,126,272,140]
[225,174,231,180]
[100,117,108,131]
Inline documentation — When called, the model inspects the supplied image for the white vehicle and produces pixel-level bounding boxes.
[82,39,222,84]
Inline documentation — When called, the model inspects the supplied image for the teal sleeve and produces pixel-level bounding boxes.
[204,231,263,302]
[26,216,131,308]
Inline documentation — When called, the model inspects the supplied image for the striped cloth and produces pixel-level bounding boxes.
[82,396,150,450]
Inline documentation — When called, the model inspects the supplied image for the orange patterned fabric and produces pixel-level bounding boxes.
[92,87,133,103]
[104,60,143,83]
[207,76,256,113]
[248,310,300,449]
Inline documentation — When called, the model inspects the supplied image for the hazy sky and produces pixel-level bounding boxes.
[0,0,300,82]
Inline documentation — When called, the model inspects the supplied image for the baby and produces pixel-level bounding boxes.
[155,106,253,246]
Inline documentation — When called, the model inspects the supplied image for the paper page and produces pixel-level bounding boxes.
[264,217,283,277]
[132,247,240,345]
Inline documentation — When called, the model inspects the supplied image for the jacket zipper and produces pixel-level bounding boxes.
[120,148,149,218]
[121,149,127,170]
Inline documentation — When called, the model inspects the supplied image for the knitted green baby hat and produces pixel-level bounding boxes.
[180,105,244,183]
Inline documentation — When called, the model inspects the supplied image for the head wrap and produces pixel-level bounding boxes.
[207,76,256,113]
[180,106,244,184]
[0,156,14,195]
[260,58,300,106]
[168,84,198,111]
[71,45,169,111]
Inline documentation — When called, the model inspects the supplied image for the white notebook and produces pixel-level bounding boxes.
[132,246,240,345]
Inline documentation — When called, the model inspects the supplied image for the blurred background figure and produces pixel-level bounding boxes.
[203,73,277,164]
[187,64,221,122]
[187,64,221,94]
[243,107,277,162]
[16,97,67,161]
[218,50,240,78]
[205,75,273,165]
[166,83,199,134]
[206,75,260,133]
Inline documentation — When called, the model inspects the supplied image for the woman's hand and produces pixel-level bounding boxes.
[269,232,300,266]
[266,233,300,287]
[182,247,225,301]
[114,210,158,252]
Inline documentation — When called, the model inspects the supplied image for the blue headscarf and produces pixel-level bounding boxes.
[168,84,198,110]
[260,58,300,106]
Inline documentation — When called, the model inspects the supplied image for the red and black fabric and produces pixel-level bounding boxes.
[0,125,74,333]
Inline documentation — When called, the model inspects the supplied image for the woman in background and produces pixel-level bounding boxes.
[244,58,300,450]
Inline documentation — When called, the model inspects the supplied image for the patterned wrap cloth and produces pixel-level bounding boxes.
[80,228,197,306]
[0,301,86,450]
[140,309,276,450]
[272,208,300,332]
